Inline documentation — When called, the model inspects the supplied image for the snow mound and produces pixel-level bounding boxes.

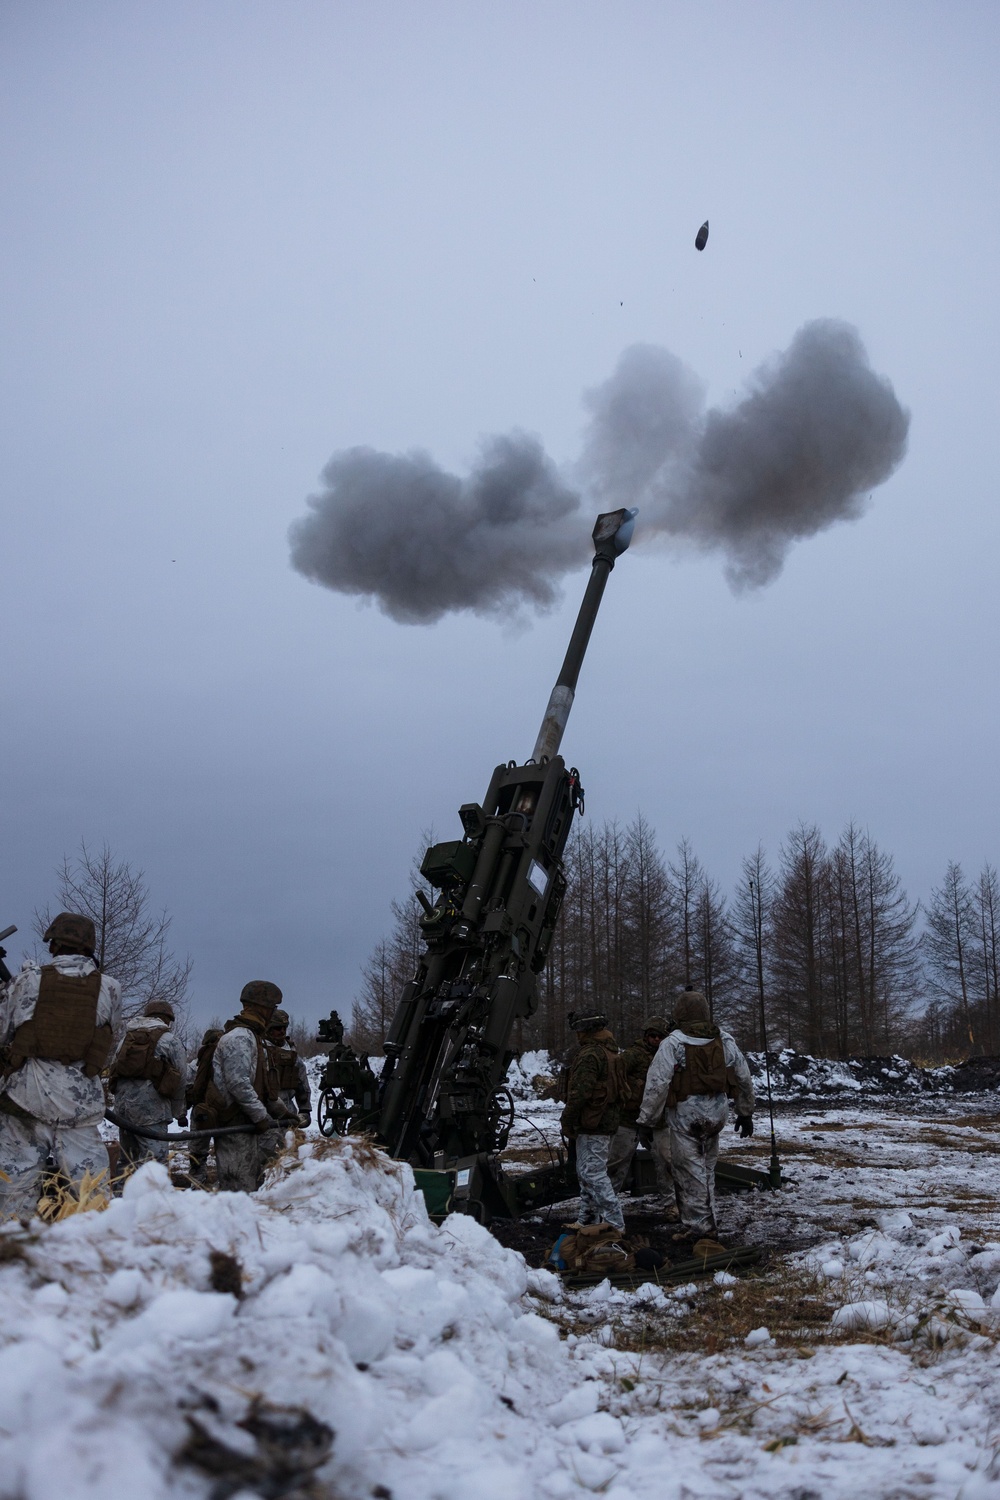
[0,1137,584,1499]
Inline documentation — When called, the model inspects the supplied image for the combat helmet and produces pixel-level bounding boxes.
[43,912,97,956]
[144,998,175,1022]
[240,980,282,1013]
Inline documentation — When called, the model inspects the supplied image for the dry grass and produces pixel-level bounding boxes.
[557,1262,841,1357]
[37,1169,110,1223]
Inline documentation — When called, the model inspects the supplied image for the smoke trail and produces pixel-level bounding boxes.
[289,320,909,620]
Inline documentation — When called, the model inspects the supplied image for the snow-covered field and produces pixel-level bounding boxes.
[6,1068,1000,1497]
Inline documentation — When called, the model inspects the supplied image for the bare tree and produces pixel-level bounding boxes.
[667,838,704,988]
[772,824,829,1052]
[350,837,434,1053]
[691,876,738,1023]
[621,813,674,1030]
[826,825,919,1054]
[36,841,191,1018]
[923,862,978,1053]
[974,863,1000,1054]
[730,846,776,1050]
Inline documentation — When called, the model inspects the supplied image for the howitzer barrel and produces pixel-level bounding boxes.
[530,508,637,763]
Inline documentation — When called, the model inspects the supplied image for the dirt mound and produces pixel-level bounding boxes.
[748,1048,937,1099]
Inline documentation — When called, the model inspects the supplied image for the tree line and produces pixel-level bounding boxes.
[350,818,1000,1064]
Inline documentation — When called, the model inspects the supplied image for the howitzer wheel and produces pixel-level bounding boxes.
[487,1087,516,1152]
[317,1090,352,1138]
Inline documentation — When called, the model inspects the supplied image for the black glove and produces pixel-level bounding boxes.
[296,1110,311,1128]
[734,1113,754,1138]
[635,1124,654,1149]
[254,1116,276,1134]
[560,1108,580,1139]
[267,1099,293,1120]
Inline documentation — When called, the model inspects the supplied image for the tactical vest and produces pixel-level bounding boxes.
[666,1034,738,1108]
[5,967,112,1078]
[269,1044,299,1094]
[109,1025,181,1098]
[568,1039,619,1131]
[203,1018,277,1127]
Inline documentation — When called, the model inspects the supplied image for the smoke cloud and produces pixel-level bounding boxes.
[290,320,909,621]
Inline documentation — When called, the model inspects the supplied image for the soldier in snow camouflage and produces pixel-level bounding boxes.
[207,981,294,1192]
[638,989,755,1241]
[109,998,189,1171]
[0,913,123,1217]
[560,1013,625,1233]
[266,1009,311,1124]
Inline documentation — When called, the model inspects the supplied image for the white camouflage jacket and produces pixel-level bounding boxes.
[0,956,123,1127]
[111,1016,189,1127]
[211,1025,271,1125]
[638,1027,755,1126]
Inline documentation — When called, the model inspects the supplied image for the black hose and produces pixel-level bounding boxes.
[104,1108,256,1141]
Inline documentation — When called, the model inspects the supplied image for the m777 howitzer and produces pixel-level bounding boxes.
[374,510,638,1222]
[363,508,776,1225]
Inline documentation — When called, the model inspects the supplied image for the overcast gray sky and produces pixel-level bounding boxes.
[2,2,997,1028]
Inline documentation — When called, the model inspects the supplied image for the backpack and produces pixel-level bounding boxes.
[110,1025,181,1098]
[186,1034,222,1107]
[547,1224,635,1276]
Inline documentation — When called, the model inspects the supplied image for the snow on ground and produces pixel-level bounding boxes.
[11,1063,1000,1497]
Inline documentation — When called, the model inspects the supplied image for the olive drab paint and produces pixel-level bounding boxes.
[375,512,637,1214]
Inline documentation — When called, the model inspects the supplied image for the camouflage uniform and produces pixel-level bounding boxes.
[266,1010,311,1121]
[639,994,755,1237]
[607,1023,674,1200]
[0,936,122,1218]
[111,1007,189,1170]
[210,982,288,1192]
[561,1028,624,1232]
[185,1027,222,1181]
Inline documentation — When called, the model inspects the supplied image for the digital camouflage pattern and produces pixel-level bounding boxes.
[664,1093,731,1236]
[211,1018,286,1192]
[112,1016,189,1170]
[574,1134,625,1231]
[561,1031,620,1137]
[639,1023,755,1236]
[607,1122,674,1197]
[0,954,122,1216]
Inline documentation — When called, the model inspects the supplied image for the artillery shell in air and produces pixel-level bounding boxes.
[695,220,709,251]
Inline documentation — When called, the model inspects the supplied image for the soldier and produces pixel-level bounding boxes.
[185,1026,222,1182]
[0,912,122,1217]
[607,1016,675,1210]
[206,981,293,1192]
[560,1012,625,1234]
[638,988,755,1243]
[109,998,188,1172]
[265,1009,311,1124]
